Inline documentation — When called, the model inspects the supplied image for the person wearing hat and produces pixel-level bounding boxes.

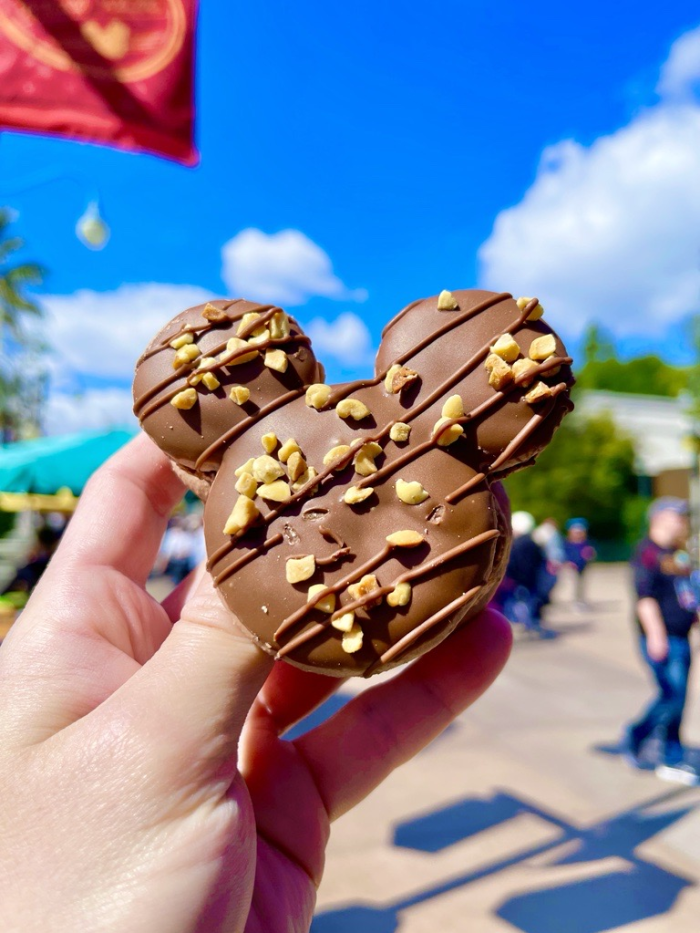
[622,497,699,784]
[563,518,596,608]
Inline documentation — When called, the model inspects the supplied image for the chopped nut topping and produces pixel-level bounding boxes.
[390,422,412,443]
[249,326,271,346]
[234,457,255,478]
[396,479,429,505]
[387,582,412,607]
[323,445,352,468]
[433,416,465,446]
[252,455,285,484]
[384,364,419,394]
[202,302,228,322]
[287,451,307,482]
[169,332,194,349]
[441,394,464,420]
[237,311,261,335]
[170,388,198,410]
[307,584,336,613]
[291,466,318,492]
[348,574,382,607]
[229,385,250,405]
[528,335,557,361]
[516,296,544,321]
[221,337,258,365]
[270,311,291,340]
[235,472,258,499]
[512,358,539,386]
[261,433,277,454]
[332,610,355,632]
[484,353,514,390]
[386,530,425,547]
[305,383,332,410]
[344,485,375,505]
[341,624,364,654]
[490,333,521,362]
[286,554,316,584]
[353,441,383,476]
[223,496,260,535]
[437,289,458,310]
[278,438,301,463]
[173,344,201,368]
[257,480,291,502]
[264,348,288,372]
[188,356,217,387]
[524,381,554,404]
[202,372,221,391]
[336,397,371,421]
[246,327,270,347]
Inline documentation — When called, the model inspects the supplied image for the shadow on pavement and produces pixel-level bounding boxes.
[313,787,697,932]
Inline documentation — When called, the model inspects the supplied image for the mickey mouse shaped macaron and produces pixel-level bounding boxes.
[134,290,573,676]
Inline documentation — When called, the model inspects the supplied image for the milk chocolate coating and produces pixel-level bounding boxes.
[376,290,574,474]
[133,299,321,474]
[200,290,573,676]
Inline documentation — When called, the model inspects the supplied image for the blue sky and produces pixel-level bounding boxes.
[1,1,700,432]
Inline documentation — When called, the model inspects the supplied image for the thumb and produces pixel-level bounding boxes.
[82,574,274,791]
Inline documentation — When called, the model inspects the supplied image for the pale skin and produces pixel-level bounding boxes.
[0,435,511,933]
[639,510,690,661]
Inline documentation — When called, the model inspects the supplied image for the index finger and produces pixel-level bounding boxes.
[51,433,186,587]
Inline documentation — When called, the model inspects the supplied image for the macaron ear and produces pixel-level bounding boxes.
[375,290,574,479]
[132,299,321,482]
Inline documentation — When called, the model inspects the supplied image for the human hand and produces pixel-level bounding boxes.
[646,631,669,662]
[0,435,511,933]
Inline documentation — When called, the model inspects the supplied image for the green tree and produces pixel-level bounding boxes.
[504,413,639,541]
[0,207,46,441]
[575,355,689,397]
[582,322,615,365]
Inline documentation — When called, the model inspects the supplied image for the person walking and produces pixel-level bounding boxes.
[533,517,565,607]
[564,518,596,609]
[622,497,699,785]
[495,511,547,630]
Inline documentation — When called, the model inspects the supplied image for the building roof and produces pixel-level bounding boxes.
[576,390,693,476]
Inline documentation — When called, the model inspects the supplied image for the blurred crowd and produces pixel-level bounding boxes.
[152,511,206,584]
[493,513,596,630]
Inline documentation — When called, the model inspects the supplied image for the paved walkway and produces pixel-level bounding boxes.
[309,563,700,932]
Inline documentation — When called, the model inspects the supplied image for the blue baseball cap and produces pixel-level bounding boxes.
[647,497,689,519]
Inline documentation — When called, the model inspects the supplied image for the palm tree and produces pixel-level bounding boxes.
[0,207,46,442]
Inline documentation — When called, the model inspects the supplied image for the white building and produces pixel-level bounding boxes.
[576,390,694,497]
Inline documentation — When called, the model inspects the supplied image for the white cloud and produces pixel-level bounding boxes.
[32,230,368,435]
[43,387,136,435]
[478,26,700,340]
[222,228,367,306]
[305,312,376,367]
[36,283,213,434]
[42,283,213,382]
[657,25,700,101]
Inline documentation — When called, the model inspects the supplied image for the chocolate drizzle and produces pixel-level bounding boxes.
[136,289,574,677]
[133,299,322,471]
[274,528,499,662]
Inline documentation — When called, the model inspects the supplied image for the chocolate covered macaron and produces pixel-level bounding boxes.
[134,289,573,676]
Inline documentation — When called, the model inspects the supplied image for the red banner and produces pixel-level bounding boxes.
[0,0,197,164]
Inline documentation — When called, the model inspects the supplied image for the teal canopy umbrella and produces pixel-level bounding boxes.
[0,429,137,495]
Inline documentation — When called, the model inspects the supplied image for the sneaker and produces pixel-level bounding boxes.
[655,762,700,786]
[619,732,644,770]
